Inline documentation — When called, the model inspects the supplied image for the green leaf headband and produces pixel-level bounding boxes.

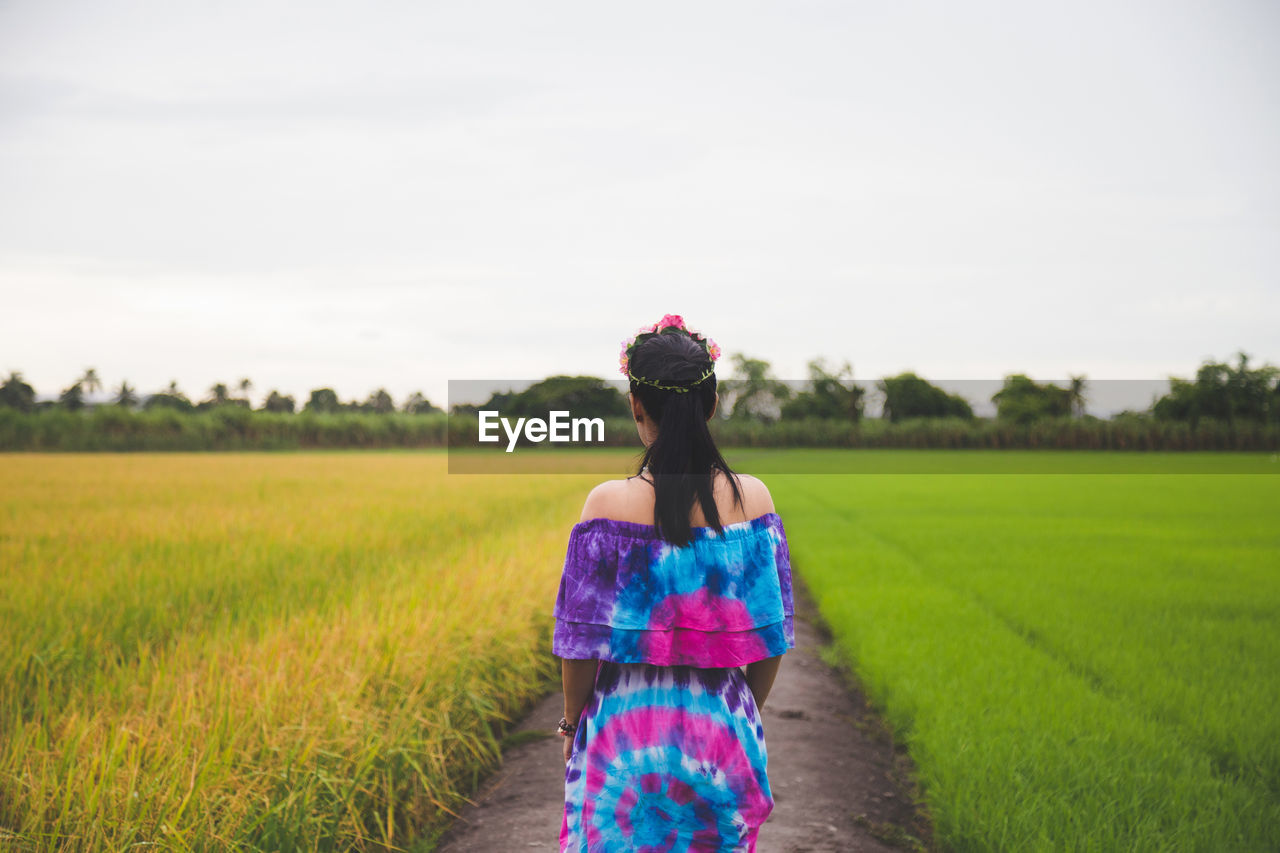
[619,314,721,394]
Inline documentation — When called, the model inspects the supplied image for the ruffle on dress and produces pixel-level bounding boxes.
[552,512,795,668]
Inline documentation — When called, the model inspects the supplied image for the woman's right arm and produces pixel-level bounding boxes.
[741,477,782,710]
[560,658,596,763]
[562,658,597,724]
[745,655,783,710]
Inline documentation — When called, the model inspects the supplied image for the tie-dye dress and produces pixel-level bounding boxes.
[552,512,795,852]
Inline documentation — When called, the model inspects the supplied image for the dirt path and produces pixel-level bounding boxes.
[435,586,934,852]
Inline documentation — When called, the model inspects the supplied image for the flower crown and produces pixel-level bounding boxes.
[619,313,722,393]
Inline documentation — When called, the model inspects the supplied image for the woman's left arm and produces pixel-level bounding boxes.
[559,483,617,760]
[561,658,597,762]
[745,654,783,711]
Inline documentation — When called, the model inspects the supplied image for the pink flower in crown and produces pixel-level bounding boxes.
[619,314,720,377]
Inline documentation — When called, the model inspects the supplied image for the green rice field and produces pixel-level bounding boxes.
[768,461,1280,851]
[1,450,1276,851]
[0,453,599,851]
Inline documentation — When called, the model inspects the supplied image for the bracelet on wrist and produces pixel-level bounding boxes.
[557,716,577,736]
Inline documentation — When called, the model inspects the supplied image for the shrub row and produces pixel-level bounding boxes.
[0,407,448,451]
[2,408,1276,451]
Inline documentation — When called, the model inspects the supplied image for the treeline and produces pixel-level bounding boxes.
[2,351,1277,451]
[708,352,1279,427]
[4,407,1271,453]
[0,406,447,451]
[0,370,442,416]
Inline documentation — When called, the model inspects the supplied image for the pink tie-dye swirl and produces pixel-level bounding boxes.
[638,590,773,664]
[561,663,773,851]
[552,512,795,668]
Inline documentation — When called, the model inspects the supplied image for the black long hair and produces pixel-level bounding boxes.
[628,330,743,546]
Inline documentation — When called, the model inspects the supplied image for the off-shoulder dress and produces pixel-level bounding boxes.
[552,512,795,852]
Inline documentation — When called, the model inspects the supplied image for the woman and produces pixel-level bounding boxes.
[552,315,795,852]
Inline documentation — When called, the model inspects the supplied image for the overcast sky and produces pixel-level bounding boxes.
[2,0,1277,412]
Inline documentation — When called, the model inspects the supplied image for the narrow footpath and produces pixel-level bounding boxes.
[435,588,935,852]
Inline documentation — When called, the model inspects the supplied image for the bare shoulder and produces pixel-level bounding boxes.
[579,476,653,523]
[727,472,776,518]
[579,479,624,522]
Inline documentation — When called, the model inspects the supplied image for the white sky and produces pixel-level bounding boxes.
[2,0,1277,412]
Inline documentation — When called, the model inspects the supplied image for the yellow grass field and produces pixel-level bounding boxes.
[0,452,606,851]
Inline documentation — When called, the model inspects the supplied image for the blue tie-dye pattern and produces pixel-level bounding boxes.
[592,744,746,849]
[553,512,794,667]
[609,521,786,627]
[562,663,772,852]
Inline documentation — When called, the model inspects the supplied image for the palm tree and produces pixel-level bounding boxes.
[59,381,85,411]
[209,383,230,406]
[114,381,138,408]
[1067,375,1088,418]
[238,377,253,405]
[166,380,182,396]
[80,368,103,400]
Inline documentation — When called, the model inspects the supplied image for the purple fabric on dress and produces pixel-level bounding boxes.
[552,512,795,668]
